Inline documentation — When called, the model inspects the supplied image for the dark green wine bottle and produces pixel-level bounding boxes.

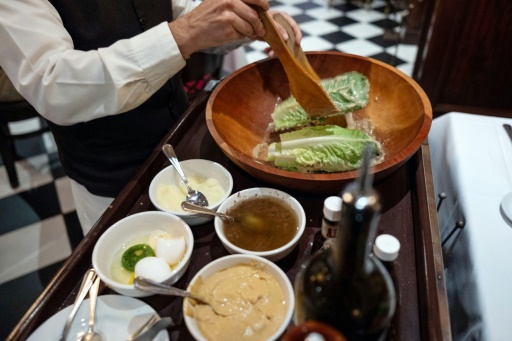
[294,147,396,341]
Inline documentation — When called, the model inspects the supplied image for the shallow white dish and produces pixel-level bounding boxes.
[149,160,233,226]
[92,211,194,297]
[27,295,169,341]
[183,254,295,341]
[215,187,306,262]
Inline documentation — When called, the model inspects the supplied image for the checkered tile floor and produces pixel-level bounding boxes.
[0,0,418,337]
[244,0,417,75]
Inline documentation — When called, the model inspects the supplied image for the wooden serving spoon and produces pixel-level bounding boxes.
[253,7,339,118]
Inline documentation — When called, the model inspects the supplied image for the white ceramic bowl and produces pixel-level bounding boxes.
[149,160,233,226]
[92,211,194,297]
[215,187,306,262]
[183,254,295,341]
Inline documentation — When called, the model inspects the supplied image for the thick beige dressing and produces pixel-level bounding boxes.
[186,264,287,341]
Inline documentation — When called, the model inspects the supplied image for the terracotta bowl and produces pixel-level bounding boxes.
[206,52,432,194]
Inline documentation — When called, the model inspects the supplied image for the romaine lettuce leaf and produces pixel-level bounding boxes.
[271,71,370,131]
[267,125,380,172]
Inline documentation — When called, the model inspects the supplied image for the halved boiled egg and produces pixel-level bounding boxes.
[134,256,172,282]
[147,229,172,250]
[155,236,186,265]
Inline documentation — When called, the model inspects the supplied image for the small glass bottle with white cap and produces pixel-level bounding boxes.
[373,234,401,273]
[321,196,342,249]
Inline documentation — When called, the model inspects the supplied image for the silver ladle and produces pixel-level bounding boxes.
[161,144,208,207]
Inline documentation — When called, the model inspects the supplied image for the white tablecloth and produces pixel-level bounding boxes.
[429,112,512,341]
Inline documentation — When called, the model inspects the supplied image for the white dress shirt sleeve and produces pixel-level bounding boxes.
[0,0,195,126]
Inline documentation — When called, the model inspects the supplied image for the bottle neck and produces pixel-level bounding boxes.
[334,184,381,274]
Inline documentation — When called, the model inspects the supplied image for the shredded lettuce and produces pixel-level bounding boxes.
[271,71,370,131]
[267,125,381,172]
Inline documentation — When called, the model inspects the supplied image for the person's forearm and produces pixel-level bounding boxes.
[0,0,186,126]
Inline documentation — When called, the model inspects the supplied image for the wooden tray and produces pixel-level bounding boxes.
[7,90,451,341]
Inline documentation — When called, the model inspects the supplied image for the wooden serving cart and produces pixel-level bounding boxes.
[7,90,451,341]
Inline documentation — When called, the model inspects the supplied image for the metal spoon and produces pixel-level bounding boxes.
[128,317,174,341]
[133,277,231,316]
[134,276,207,302]
[60,269,97,341]
[127,315,159,341]
[181,201,265,230]
[81,277,102,341]
[161,144,209,207]
[181,201,235,222]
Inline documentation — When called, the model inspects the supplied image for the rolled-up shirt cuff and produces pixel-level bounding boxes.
[130,22,186,87]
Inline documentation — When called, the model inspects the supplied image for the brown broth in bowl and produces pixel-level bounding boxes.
[223,196,298,252]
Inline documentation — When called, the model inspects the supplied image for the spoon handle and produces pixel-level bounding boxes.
[87,277,101,330]
[272,13,321,82]
[252,6,338,118]
[162,144,192,192]
[130,317,174,341]
[134,276,192,298]
[60,269,97,341]
[181,202,235,222]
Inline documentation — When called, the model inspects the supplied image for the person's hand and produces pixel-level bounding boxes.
[261,10,302,57]
[170,0,270,59]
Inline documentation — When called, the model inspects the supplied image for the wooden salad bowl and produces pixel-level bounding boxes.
[205,52,432,194]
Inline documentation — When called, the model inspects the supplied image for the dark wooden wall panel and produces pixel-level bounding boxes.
[413,0,512,118]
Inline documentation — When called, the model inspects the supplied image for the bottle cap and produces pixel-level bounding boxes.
[323,196,342,221]
[373,234,400,262]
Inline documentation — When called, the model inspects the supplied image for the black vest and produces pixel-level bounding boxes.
[47,0,188,197]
